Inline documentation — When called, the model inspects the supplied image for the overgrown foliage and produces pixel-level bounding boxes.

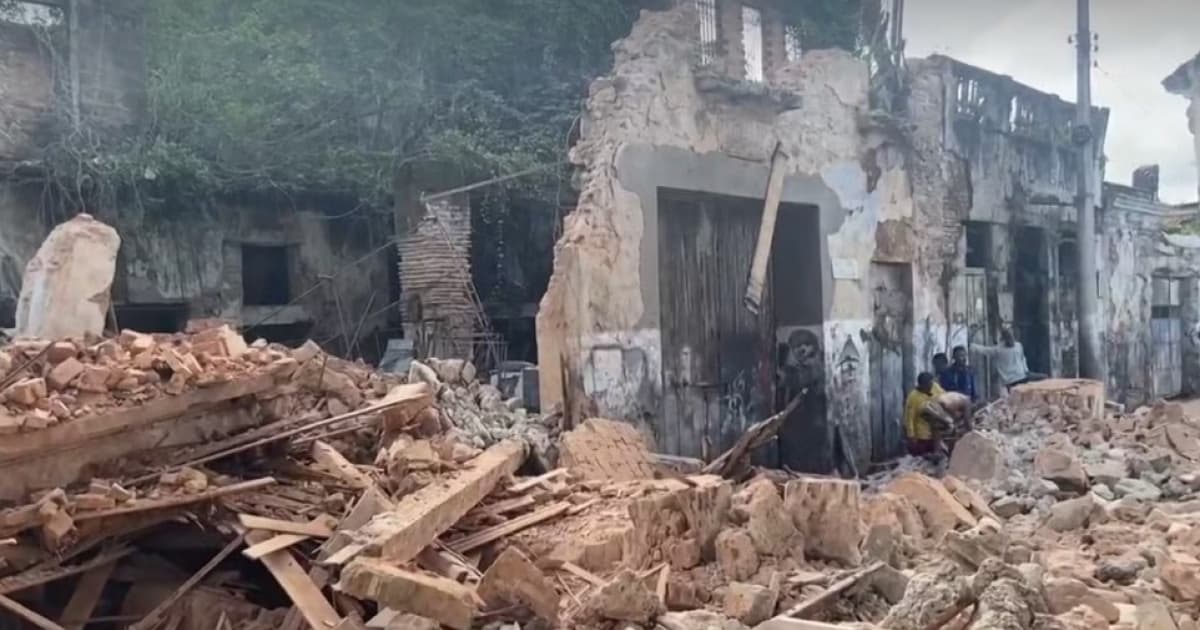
[16,0,875,215]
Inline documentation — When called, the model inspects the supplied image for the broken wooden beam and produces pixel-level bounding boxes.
[243,534,309,561]
[312,440,375,490]
[0,374,277,500]
[704,395,802,477]
[508,469,569,494]
[0,546,134,595]
[127,534,245,630]
[249,531,342,630]
[59,560,116,630]
[237,514,334,538]
[74,478,275,522]
[447,502,570,554]
[330,440,526,565]
[338,558,476,630]
[128,383,432,486]
[759,562,884,626]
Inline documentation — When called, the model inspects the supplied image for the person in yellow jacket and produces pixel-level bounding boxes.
[903,372,943,456]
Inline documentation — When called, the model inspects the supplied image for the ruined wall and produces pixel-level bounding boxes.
[1103,185,1200,406]
[112,202,392,352]
[905,56,1109,380]
[537,4,922,469]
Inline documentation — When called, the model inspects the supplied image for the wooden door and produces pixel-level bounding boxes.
[869,263,912,462]
[1152,276,1183,399]
[659,192,773,461]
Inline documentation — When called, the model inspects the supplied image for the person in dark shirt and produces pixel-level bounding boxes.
[939,345,977,401]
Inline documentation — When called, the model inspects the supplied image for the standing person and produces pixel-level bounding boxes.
[932,352,950,378]
[903,372,943,457]
[975,329,1044,390]
[940,345,977,401]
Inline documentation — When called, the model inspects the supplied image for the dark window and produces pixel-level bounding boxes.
[242,245,291,306]
[965,222,991,268]
[113,303,188,333]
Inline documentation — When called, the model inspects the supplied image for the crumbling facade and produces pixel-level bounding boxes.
[537,1,1152,472]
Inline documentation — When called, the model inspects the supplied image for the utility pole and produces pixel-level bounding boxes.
[1075,0,1103,380]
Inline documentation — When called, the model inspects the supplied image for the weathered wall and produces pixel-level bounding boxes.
[905,56,1109,380]
[112,202,392,351]
[0,0,145,162]
[1103,184,1200,406]
[1164,53,1200,202]
[536,4,921,470]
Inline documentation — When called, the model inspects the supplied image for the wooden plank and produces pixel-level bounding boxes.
[0,546,135,595]
[312,441,374,490]
[703,395,803,477]
[250,532,341,630]
[761,562,884,625]
[127,534,245,630]
[472,494,537,517]
[655,565,670,605]
[559,562,606,588]
[74,478,275,521]
[243,534,309,560]
[238,514,333,538]
[128,384,432,486]
[0,592,66,630]
[507,469,568,494]
[448,502,570,554]
[59,560,116,630]
[337,440,526,565]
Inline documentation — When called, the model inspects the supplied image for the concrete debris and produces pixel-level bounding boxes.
[559,417,658,482]
[722,581,777,626]
[950,431,1009,481]
[583,569,665,623]
[784,477,866,566]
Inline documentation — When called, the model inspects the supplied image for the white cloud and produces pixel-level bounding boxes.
[904,0,1198,203]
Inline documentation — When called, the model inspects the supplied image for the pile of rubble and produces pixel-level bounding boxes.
[3,324,1198,630]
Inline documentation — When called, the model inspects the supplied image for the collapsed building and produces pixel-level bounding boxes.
[537,0,1200,473]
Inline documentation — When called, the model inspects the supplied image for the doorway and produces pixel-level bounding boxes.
[658,190,774,461]
[1152,275,1183,399]
[1012,226,1051,375]
[868,263,913,462]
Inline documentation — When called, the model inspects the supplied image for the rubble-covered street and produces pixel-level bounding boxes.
[2,314,1200,630]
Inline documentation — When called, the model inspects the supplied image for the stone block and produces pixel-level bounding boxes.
[1160,554,1200,603]
[1044,577,1120,622]
[714,529,759,582]
[75,365,110,393]
[1135,599,1179,630]
[3,377,46,406]
[722,582,776,626]
[783,477,864,565]
[476,547,559,623]
[46,341,78,364]
[948,431,1006,480]
[1086,460,1128,487]
[1044,494,1098,532]
[584,569,664,623]
[1114,478,1162,502]
[1035,445,1089,492]
[884,472,976,535]
[735,479,799,558]
[16,214,120,340]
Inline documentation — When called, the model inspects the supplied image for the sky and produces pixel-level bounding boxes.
[904,0,1198,204]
